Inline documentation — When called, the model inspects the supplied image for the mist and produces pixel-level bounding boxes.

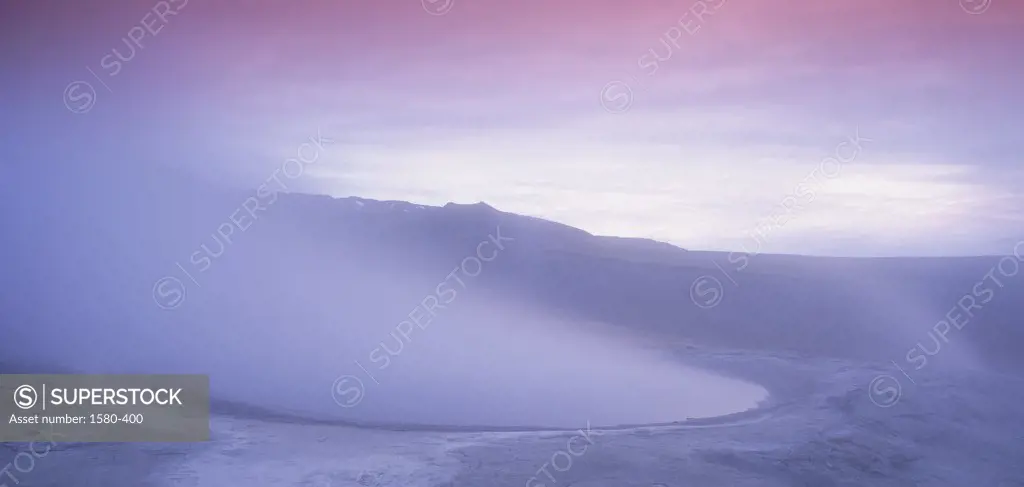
[0,161,770,429]
[3,157,1020,432]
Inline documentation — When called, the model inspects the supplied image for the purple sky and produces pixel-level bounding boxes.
[4,0,1023,255]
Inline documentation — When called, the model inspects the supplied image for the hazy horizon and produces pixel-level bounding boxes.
[4,0,1023,257]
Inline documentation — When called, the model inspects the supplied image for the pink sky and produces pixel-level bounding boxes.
[6,0,1024,255]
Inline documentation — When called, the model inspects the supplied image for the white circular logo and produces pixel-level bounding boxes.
[690,275,725,309]
[331,375,365,408]
[63,81,97,114]
[152,276,186,310]
[868,374,902,408]
[14,385,38,410]
[599,80,634,114]
[960,0,992,14]
[422,0,454,16]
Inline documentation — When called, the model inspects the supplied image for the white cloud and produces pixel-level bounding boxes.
[303,108,1018,256]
